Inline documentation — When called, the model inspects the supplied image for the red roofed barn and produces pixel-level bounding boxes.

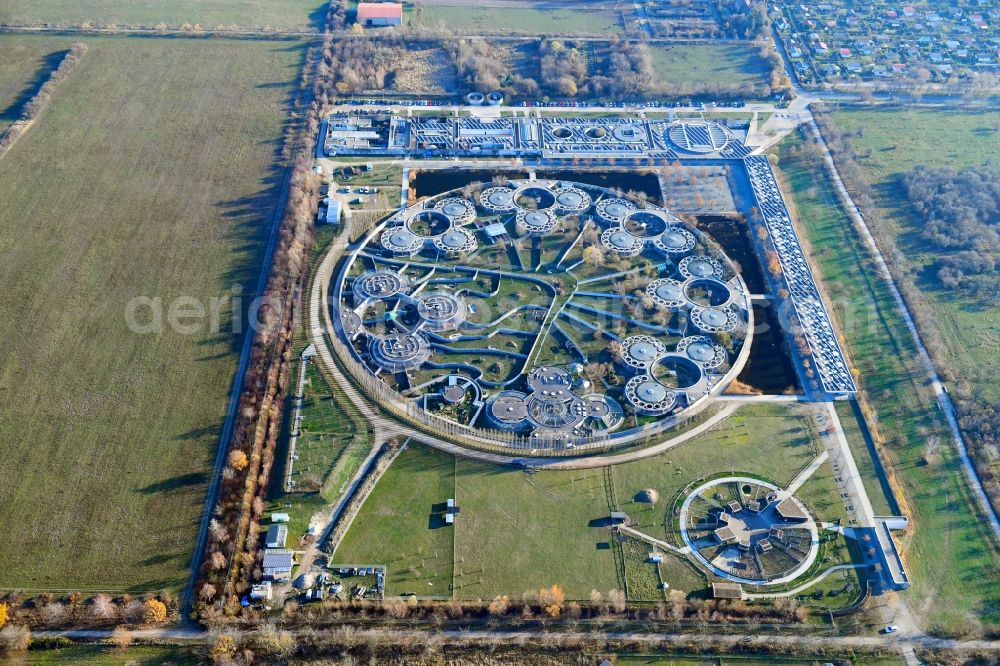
[357,2,403,27]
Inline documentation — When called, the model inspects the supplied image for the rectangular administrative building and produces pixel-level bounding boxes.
[357,3,403,26]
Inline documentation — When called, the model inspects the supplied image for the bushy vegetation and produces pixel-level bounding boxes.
[0,42,86,158]
[901,169,1000,508]
[320,35,783,102]
[321,35,407,94]
[814,108,1000,522]
[715,0,771,39]
[446,38,538,97]
[776,129,1000,635]
[902,166,1000,300]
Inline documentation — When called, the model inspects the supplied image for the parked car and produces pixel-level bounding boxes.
[882,625,899,634]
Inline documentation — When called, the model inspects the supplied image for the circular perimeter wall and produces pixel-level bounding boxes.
[330,178,754,453]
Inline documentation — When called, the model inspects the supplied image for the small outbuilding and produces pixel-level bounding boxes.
[266,523,288,549]
[711,582,743,599]
[357,2,403,27]
[323,198,342,225]
[250,582,272,601]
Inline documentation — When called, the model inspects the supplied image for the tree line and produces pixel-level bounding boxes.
[191,43,324,624]
[0,43,87,160]
[902,165,1000,507]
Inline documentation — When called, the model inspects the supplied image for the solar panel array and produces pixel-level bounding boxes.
[745,156,856,394]
[330,114,754,159]
[456,118,518,149]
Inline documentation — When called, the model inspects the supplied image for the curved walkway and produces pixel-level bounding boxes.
[743,563,869,599]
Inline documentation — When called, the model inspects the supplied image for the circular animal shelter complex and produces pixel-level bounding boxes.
[332,178,754,452]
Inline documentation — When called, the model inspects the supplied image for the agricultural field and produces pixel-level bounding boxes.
[0,0,326,30]
[825,108,1000,406]
[332,402,856,601]
[774,130,1000,635]
[647,43,771,90]
[0,36,69,133]
[411,3,623,35]
[0,34,305,592]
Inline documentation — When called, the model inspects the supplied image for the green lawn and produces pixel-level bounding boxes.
[335,402,855,602]
[775,131,1000,635]
[827,108,1000,406]
[21,644,198,665]
[835,400,894,517]
[266,225,375,547]
[612,402,823,540]
[413,4,622,35]
[331,444,456,597]
[0,36,70,132]
[0,34,304,592]
[648,44,770,90]
[454,460,619,599]
[794,457,846,524]
[0,0,326,30]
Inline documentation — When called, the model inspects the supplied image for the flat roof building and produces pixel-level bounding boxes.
[323,199,342,226]
[357,2,402,26]
[266,524,288,549]
[250,582,272,600]
[263,549,294,581]
[712,582,743,599]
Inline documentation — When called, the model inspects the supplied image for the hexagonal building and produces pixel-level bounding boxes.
[600,227,645,258]
[414,291,467,332]
[352,270,411,302]
[553,186,591,214]
[516,209,559,237]
[369,333,432,372]
[432,227,478,254]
